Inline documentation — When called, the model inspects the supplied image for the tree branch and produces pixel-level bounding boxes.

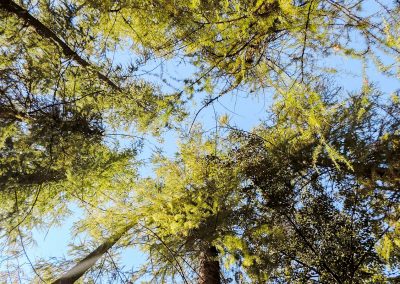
[0,0,121,91]
[52,222,135,284]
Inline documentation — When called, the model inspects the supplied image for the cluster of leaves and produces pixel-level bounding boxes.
[83,0,400,90]
[130,135,244,282]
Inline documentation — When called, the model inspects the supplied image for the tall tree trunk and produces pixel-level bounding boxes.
[0,0,121,91]
[198,246,221,284]
[52,223,134,284]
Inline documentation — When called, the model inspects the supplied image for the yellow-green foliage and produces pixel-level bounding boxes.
[76,0,400,89]
[267,82,354,170]
[136,134,241,238]
[1,0,400,282]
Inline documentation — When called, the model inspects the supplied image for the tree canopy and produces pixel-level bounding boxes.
[0,0,400,283]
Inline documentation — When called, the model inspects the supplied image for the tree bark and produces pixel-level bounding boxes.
[198,246,221,284]
[52,223,134,284]
[0,0,121,91]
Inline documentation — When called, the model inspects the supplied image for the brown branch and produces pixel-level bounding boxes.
[299,0,313,82]
[326,0,400,54]
[14,189,46,283]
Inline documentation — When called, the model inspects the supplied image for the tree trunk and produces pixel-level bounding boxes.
[198,246,221,284]
[52,223,134,284]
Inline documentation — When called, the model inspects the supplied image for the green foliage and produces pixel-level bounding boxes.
[1,0,400,283]
[129,134,244,281]
[81,0,400,91]
[113,87,399,283]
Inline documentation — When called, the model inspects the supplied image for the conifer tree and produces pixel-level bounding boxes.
[1,0,400,283]
[51,85,400,283]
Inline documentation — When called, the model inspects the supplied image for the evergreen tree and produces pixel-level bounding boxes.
[51,85,400,283]
[0,0,180,279]
[1,0,399,283]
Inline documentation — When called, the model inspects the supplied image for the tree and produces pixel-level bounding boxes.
[52,221,136,284]
[1,0,400,283]
[126,85,399,283]
[50,84,400,283]
[0,0,180,280]
[0,0,183,197]
[79,0,400,90]
[225,86,400,282]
